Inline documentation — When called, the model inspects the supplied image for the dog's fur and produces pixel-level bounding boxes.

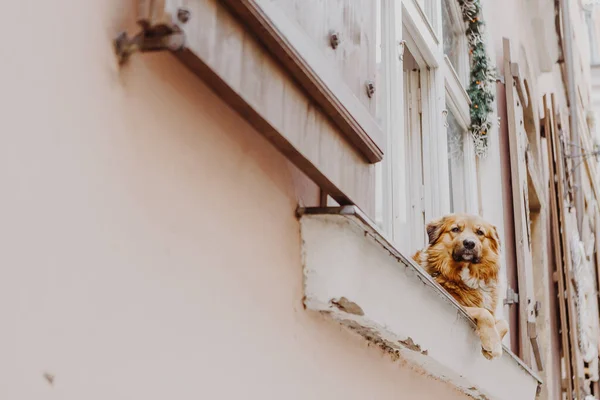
[413,213,508,359]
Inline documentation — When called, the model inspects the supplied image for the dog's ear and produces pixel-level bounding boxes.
[426,217,445,245]
[490,225,501,252]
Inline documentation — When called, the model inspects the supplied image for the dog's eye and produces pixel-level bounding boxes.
[476,229,484,236]
[451,227,460,233]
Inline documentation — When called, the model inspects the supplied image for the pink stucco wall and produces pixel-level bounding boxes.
[0,1,470,398]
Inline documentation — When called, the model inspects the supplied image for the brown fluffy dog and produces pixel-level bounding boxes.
[413,213,508,359]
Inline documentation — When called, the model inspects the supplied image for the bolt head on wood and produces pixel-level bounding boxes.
[177,8,191,24]
[113,31,136,65]
[366,81,375,98]
[329,31,340,49]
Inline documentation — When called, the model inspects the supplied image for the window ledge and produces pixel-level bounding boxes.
[298,206,541,400]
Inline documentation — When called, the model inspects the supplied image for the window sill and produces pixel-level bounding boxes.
[298,206,541,400]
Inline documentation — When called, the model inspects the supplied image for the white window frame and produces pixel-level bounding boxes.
[445,83,479,214]
[441,0,479,215]
[413,0,439,36]
[441,0,471,86]
[376,0,480,250]
[376,0,448,251]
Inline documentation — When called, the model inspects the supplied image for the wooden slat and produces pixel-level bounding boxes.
[274,0,376,113]
[551,94,583,400]
[503,38,534,366]
[163,0,375,215]
[526,149,545,212]
[545,94,573,400]
[496,79,522,353]
[528,321,543,371]
[512,63,542,168]
[217,0,385,163]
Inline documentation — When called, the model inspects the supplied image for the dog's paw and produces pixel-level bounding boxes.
[478,326,503,360]
[481,343,503,360]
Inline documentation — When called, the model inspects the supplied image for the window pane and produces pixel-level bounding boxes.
[447,109,467,213]
[416,0,435,30]
[442,0,462,76]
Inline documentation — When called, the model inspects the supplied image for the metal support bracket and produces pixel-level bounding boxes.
[114,1,190,65]
[504,286,519,306]
[114,23,185,65]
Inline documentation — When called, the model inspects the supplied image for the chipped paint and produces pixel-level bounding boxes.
[330,297,364,315]
[43,372,54,386]
[399,337,426,354]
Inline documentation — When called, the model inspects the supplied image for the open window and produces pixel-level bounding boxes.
[442,0,478,214]
[376,0,478,253]
[375,0,442,255]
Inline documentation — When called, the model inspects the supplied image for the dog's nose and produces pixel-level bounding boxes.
[463,239,476,249]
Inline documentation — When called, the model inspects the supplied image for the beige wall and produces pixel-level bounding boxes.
[0,0,470,398]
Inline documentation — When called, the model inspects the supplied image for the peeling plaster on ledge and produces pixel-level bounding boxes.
[299,206,541,400]
[304,299,490,400]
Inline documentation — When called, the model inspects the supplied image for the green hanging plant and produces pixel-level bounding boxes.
[457,0,496,157]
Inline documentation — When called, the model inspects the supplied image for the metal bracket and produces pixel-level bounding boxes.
[504,287,519,306]
[329,31,341,49]
[442,109,449,128]
[113,21,185,65]
[534,300,541,317]
[365,81,376,98]
[398,40,406,61]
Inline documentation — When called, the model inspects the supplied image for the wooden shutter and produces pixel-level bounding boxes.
[136,0,383,216]
[217,0,384,162]
[503,39,537,367]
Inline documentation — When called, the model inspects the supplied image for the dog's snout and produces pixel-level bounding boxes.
[463,239,476,249]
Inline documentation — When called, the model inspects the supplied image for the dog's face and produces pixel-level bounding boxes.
[426,213,500,264]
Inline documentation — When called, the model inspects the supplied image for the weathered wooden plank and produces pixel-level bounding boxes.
[512,63,542,170]
[503,38,533,366]
[162,0,375,214]
[526,149,545,212]
[544,94,573,400]
[496,79,522,353]
[217,0,384,163]
[275,0,376,114]
[551,94,583,399]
